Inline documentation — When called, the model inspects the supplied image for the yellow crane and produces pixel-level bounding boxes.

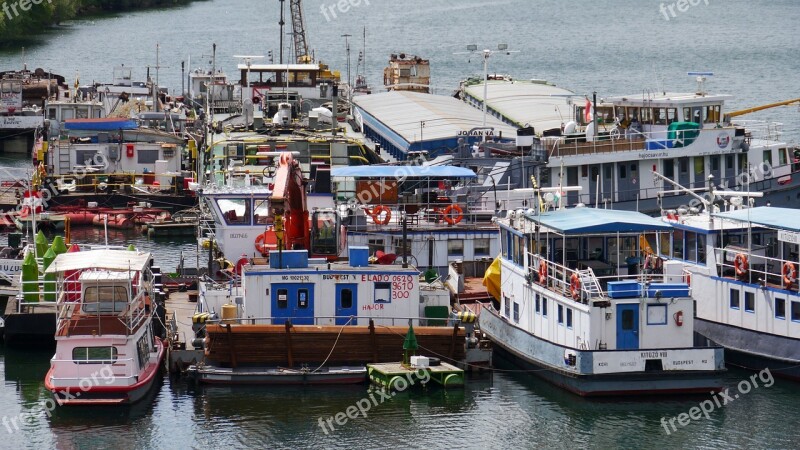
[724,97,800,122]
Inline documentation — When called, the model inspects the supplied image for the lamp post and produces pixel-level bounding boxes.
[341,34,352,90]
[460,44,517,139]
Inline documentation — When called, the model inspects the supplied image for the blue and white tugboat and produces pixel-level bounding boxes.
[480,204,725,396]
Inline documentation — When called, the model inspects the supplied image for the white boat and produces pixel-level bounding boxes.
[659,190,800,380]
[480,205,725,396]
[44,250,165,405]
[460,74,800,214]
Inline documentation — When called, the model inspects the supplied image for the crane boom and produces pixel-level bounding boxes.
[289,0,311,63]
[725,97,800,120]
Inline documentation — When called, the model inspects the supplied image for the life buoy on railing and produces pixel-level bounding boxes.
[254,231,275,256]
[442,204,463,225]
[538,262,547,285]
[570,273,581,300]
[370,205,391,225]
[783,262,797,289]
[734,253,749,277]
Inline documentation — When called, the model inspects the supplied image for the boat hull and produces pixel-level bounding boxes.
[695,318,800,381]
[480,305,725,396]
[45,338,166,406]
[187,365,367,385]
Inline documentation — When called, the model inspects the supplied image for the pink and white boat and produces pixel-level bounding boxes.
[44,250,165,406]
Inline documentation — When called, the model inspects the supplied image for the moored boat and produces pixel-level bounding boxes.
[43,249,165,405]
[480,205,725,396]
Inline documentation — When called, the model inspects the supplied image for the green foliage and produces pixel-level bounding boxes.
[0,0,195,43]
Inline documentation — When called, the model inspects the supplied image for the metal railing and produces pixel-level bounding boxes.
[202,314,459,327]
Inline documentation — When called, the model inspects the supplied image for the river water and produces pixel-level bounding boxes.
[1,0,799,448]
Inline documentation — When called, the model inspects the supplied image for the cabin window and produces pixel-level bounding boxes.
[704,105,721,124]
[501,231,509,259]
[775,298,786,319]
[542,298,548,317]
[792,301,800,322]
[217,199,251,225]
[566,308,573,328]
[72,346,118,364]
[660,231,672,258]
[539,168,550,186]
[137,149,159,164]
[730,289,740,309]
[340,288,353,309]
[725,154,735,171]
[275,288,289,309]
[368,239,385,254]
[711,156,720,172]
[694,157,705,176]
[683,107,691,122]
[763,150,773,167]
[680,158,689,174]
[504,296,510,317]
[557,304,564,325]
[513,302,520,323]
[744,292,755,313]
[685,232,698,262]
[297,289,309,309]
[448,239,464,257]
[667,108,678,124]
[697,234,706,263]
[779,148,789,166]
[619,165,627,179]
[535,294,540,314]
[515,235,525,266]
[672,229,684,259]
[75,150,99,166]
[137,334,150,369]
[653,108,667,125]
[254,200,270,224]
[474,238,490,256]
[375,282,391,303]
[82,286,129,313]
[647,304,668,325]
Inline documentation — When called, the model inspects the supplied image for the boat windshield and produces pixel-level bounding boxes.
[82,285,130,314]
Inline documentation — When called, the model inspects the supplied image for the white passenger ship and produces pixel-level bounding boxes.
[480,206,725,396]
[661,198,800,379]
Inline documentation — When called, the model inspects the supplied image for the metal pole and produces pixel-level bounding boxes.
[482,50,489,130]
[592,91,598,139]
[279,0,285,64]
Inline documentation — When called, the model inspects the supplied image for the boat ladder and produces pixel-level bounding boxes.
[577,268,604,300]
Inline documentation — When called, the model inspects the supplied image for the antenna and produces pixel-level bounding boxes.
[688,71,713,95]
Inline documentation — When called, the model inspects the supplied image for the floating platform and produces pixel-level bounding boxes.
[186,364,368,385]
[146,220,197,238]
[367,361,465,389]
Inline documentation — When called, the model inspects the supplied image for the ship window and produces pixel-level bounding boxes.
[448,239,464,257]
[672,229,684,259]
[730,289,740,309]
[504,296,510,317]
[704,105,721,124]
[680,158,689,174]
[694,157,705,176]
[297,289,309,309]
[667,108,678,124]
[621,309,635,330]
[276,288,288,309]
[368,239,385,254]
[763,150,773,166]
[72,346,118,364]
[726,154,734,170]
[711,156,720,172]
[82,285,129,313]
[647,304,668,325]
[340,288,353,309]
[557,304,564,325]
[566,308,573,328]
[697,234,706,264]
[745,291,755,313]
[513,302,520,323]
[686,232,697,262]
[535,294,540,314]
[254,200,270,224]
[542,298,548,317]
[776,298,786,319]
[501,231,509,259]
[474,238,490,256]
[217,199,251,225]
[792,301,800,322]
[779,148,788,166]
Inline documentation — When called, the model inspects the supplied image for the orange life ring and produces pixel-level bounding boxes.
[538,262,547,285]
[370,205,391,225]
[254,231,277,255]
[570,273,581,300]
[783,262,797,288]
[734,253,749,277]
[442,204,463,225]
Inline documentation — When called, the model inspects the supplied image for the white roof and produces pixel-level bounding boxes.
[352,91,518,145]
[79,271,134,281]
[604,92,733,107]
[45,250,151,274]
[238,64,321,72]
[463,79,576,132]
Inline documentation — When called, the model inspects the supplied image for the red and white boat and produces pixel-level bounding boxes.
[44,250,165,405]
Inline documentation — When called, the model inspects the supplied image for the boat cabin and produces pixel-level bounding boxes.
[239,63,340,110]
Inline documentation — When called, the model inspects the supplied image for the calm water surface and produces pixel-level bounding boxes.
[1,1,800,448]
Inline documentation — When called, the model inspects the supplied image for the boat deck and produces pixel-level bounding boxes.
[56,304,146,337]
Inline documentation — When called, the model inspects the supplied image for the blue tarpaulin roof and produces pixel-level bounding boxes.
[712,207,800,232]
[331,165,477,179]
[526,208,672,234]
[64,118,138,131]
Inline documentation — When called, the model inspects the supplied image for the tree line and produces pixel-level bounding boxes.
[0,0,199,44]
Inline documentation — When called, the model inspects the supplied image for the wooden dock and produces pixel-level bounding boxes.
[164,290,204,373]
[367,361,465,389]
